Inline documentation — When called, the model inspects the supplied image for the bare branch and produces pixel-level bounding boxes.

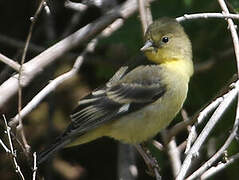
[9,38,94,126]
[167,11,239,146]
[20,0,45,66]
[152,140,163,151]
[186,124,238,179]
[185,81,239,179]
[166,137,181,177]
[0,136,10,153]
[217,0,239,75]
[0,0,156,109]
[184,97,224,153]
[176,2,239,178]
[181,109,197,154]
[0,53,20,71]
[135,144,161,180]
[16,0,46,155]
[176,80,239,180]
[1,115,25,180]
[200,152,239,180]
[43,1,51,15]
[184,125,197,154]
[138,0,153,34]
[197,97,224,124]
[177,12,239,22]
[101,19,124,37]
[32,152,37,180]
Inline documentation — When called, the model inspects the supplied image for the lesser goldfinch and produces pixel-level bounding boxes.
[37,17,193,164]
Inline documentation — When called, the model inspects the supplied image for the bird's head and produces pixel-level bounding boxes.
[141,17,192,64]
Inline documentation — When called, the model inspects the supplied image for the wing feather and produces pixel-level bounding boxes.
[63,65,166,137]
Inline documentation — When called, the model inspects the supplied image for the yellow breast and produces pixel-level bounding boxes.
[105,59,191,144]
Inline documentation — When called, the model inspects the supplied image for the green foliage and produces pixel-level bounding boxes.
[228,0,239,12]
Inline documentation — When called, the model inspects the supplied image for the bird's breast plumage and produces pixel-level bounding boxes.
[104,60,190,144]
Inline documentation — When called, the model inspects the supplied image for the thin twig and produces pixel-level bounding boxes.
[166,137,181,177]
[32,152,37,180]
[185,125,197,154]
[2,115,25,180]
[20,0,45,67]
[200,152,239,180]
[0,136,10,153]
[176,80,239,180]
[177,12,239,22]
[138,0,153,34]
[0,53,20,71]
[185,82,239,180]
[218,0,239,74]
[43,1,51,15]
[186,123,239,179]
[135,144,161,180]
[101,19,124,37]
[177,141,187,153]
[152,140,164,151]
[9,38,95,126]
[184,97,224,153]
[181,109,197,154]
[197,97,224,124]
[17,0,45,155]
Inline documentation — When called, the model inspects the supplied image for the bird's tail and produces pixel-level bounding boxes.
[37,137,71,165]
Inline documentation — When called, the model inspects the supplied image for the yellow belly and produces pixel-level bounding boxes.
[69,83,188,146]
[105,81,188,144]
[69,60,192,146]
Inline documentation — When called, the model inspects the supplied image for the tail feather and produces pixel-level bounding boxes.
[37,138,71,165]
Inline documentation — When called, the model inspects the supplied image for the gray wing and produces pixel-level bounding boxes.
[67,65,166,136]
[37,65,166,165]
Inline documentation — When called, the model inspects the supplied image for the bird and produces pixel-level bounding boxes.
[37,17,194,165]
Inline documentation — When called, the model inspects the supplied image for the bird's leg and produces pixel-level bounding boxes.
[135,143,161,180]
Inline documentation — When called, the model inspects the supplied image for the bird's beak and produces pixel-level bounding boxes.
[140,40,153,52]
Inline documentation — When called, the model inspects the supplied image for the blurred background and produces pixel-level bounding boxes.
[0,0,239,179]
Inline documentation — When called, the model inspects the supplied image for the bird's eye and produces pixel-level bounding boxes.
[162,36,169,43]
